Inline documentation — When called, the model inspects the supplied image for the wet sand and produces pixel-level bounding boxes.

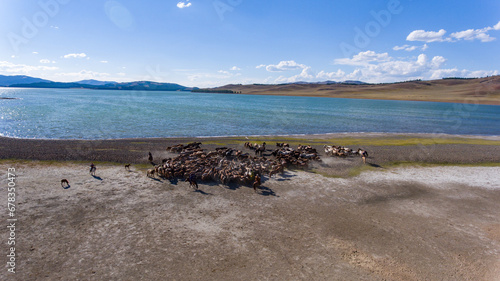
[1,134,499,280]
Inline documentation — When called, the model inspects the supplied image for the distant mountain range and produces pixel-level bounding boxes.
[0,75,196,92]
[0,74,369,93]
[0,75,53,86]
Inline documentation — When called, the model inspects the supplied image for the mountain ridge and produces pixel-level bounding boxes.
[0,75,195,92]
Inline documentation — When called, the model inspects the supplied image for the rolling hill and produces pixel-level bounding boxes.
[194,76,500,105]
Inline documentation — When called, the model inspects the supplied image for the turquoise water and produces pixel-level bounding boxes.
[0,87,499,139]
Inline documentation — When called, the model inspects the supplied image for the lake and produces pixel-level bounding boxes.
[1,87,499,139]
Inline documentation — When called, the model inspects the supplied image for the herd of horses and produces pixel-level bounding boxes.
[65,142,368,191]
[143,141,369,191]
[324,145,369,163]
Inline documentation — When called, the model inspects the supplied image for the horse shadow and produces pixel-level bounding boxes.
[203,181,222,187]
[276,178,291,182]
[149,177,162,182]
[275,171,296,181]
[367,163,383,169]
[257,185,278,197]
[92,175,103,181]
[223,182,241,191]
[193,189,212,195]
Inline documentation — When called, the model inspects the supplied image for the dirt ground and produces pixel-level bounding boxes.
[1,161,499,280]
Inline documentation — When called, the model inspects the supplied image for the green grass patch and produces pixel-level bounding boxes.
[314,137,500,147]
[200,135,500,147]
[308,169,344,179]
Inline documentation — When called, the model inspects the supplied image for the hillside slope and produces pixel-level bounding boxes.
[198,76,500,105]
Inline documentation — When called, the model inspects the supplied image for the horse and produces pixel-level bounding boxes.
[148,152,153,163]
[125,164,131,171]
[61,179,69,188]
[185,177,198,190]
[147,168,155,178]
[253,174,261,192]
[89,163,96,176]
[255,142,266,156]
[357,148,369,164]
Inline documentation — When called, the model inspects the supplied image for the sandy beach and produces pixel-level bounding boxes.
[1,134,500,280]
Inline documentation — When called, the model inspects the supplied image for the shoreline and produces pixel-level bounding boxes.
[3,132,500,142]
[3,133,500,177]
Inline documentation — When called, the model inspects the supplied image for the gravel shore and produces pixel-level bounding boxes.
[1,134,499,280]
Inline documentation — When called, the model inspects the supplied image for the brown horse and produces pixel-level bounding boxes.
[255,142,266,156]
[185,177,198,190]
[147,168,155,178]
[125,164,131,171]
[253,174,261,192]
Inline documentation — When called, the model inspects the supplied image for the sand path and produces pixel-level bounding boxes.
[1,162,499,280]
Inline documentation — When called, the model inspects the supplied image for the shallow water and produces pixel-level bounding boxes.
[0,87,499,139]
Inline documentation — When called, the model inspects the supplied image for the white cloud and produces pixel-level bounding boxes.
[429,68,498,80]
[256,64,266,69]
[283,67,315,83]
[230,66,241,71]
[40,59,51,64]
[450,28,494,42]
[218,70,230,75]
[54,70,110,80]
[260,60,307,72]
[407,21,500,43]
[430,56,446,69]
[494,21,500,30]
[449,21,500,42]
[100,60,108,63]
[188,68,243,84]
[316,69,346,80]
[32,51,39,54]
[330,51,497,83]
[257,52,461,84]
[407,29,447,42]
[63,53,86,59]
[336,52,434,81]
[0,61,59,74]
[393,44,428,52]
[50,25,59,29]
[177,1,192,8]
[393,45,417,51]
[334,51,390,66]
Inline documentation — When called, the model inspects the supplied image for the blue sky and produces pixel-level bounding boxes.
[1,0,499,87]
